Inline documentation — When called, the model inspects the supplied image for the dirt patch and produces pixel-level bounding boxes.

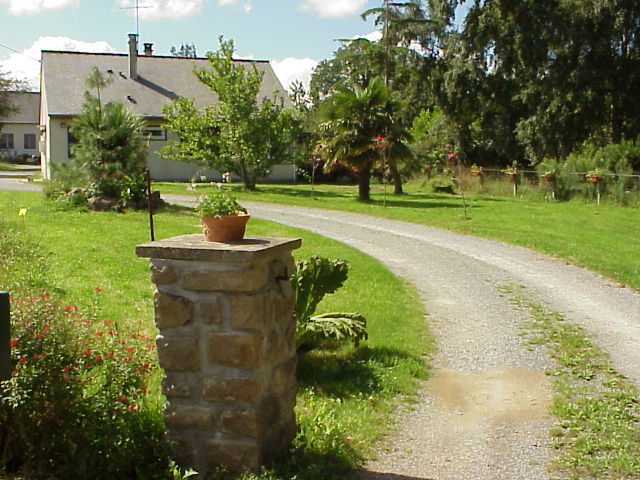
[427,367,552,422]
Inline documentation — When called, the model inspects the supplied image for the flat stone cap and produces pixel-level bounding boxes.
[136,234,301,262]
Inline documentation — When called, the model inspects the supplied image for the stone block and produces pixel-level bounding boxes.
[165,405,215,429]
[204,438,260,472]
[199,300,222,325]
[208,332,263,369]
[227,294,264,330]
[179,267,268,293]
[222,407,259,438]
[154,291,193,329]
[272,356,297,393]
[166,433,196,467]
[149,261,179,284]
[202,375,259,403]
[162,372,192,398]
[264,328,284,363]
[157,335,200,371]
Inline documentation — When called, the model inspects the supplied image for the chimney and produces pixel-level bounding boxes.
[128,33,138,79]
[144,43,153,56]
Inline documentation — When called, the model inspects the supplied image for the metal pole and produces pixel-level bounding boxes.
[146,169,155,241]
[0,292,10,382]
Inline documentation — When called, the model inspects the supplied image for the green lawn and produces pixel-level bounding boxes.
[0,191,429,478]
[157,180,640,290]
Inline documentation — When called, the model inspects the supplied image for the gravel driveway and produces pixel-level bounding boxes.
[165,196,640,480]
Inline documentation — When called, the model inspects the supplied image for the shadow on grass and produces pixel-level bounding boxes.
[297,346,425,399]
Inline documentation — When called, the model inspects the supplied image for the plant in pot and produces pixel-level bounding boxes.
[586,168,603,183]
[470,164,482,176]
[195,191,250,242]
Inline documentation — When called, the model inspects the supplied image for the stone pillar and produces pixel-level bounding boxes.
[136,234,301,475]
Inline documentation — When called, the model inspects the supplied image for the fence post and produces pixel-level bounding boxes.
[0,292,10,382]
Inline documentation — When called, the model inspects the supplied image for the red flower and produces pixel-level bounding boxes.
[94,287,103,293]
[448,152,456,159]
[95,355,103,362]
[116,396,128,403]
[64,305,77,312]
[18,357,26,365]
[82,348,91,355]
[9,339,18,348]
[128,404,138,411]
[34,333,45,339]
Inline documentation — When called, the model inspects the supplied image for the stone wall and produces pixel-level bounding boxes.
[136,235,301,475]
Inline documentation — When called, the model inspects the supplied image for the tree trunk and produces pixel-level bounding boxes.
[357,167,371,202]
[391,164,403,195]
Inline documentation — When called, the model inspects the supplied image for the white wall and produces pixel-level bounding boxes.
[0,123,40,159]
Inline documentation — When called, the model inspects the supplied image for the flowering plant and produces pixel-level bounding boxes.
[0,293,167,478]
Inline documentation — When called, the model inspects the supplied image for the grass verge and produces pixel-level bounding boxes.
[504,286,640,480]
[0,191,430,479]
[156,180,640,291]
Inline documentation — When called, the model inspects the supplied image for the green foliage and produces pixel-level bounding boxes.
[292,256,367,351]
[194,190,247,217]
[170,43,197,58]
[315,78,400,201]
[69,91,147,201]
[163,37,297,190]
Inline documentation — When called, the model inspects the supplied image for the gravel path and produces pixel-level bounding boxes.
[162,196,640,480]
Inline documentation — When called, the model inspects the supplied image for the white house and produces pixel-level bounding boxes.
[0,91,40,161]
[39,34,294,182]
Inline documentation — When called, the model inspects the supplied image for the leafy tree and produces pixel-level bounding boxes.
[170,43,197,58]
[315,77,406,201]
[0,70,27,135]
[429,0,640,165]
[162,37,297,190]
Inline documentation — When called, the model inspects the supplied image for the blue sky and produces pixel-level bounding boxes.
[0,0,467,91]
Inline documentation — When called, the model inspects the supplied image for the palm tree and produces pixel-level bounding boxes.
[315,77,410,201]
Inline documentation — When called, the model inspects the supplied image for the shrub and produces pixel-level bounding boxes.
[292,256,367,352]
[0,294,170,480]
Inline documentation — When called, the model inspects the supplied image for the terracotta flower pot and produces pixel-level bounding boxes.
[201,214,250,242]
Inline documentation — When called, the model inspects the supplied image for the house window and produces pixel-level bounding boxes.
[144,127,166,141]
[67,130,77,158]
[1,133,14,149]
[24,133,36,150]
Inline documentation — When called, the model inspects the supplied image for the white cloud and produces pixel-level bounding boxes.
[299,0,366,19]
[0,36,116,89]
[117,0,203,20]
[0,0,78,15]
[354,30,382,42]
[217,0,252,12]
[272,57,318,92]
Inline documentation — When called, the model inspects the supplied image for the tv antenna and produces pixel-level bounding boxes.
[120,0,151,37]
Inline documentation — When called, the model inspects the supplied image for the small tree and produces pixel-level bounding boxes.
[70,69,147,202]
[162,37,297,190]
[0,70,27,135]
[170,43,197,58]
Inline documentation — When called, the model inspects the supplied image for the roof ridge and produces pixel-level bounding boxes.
[40,50,270,63]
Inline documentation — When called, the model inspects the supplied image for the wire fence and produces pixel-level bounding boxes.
[437,167,640,205]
